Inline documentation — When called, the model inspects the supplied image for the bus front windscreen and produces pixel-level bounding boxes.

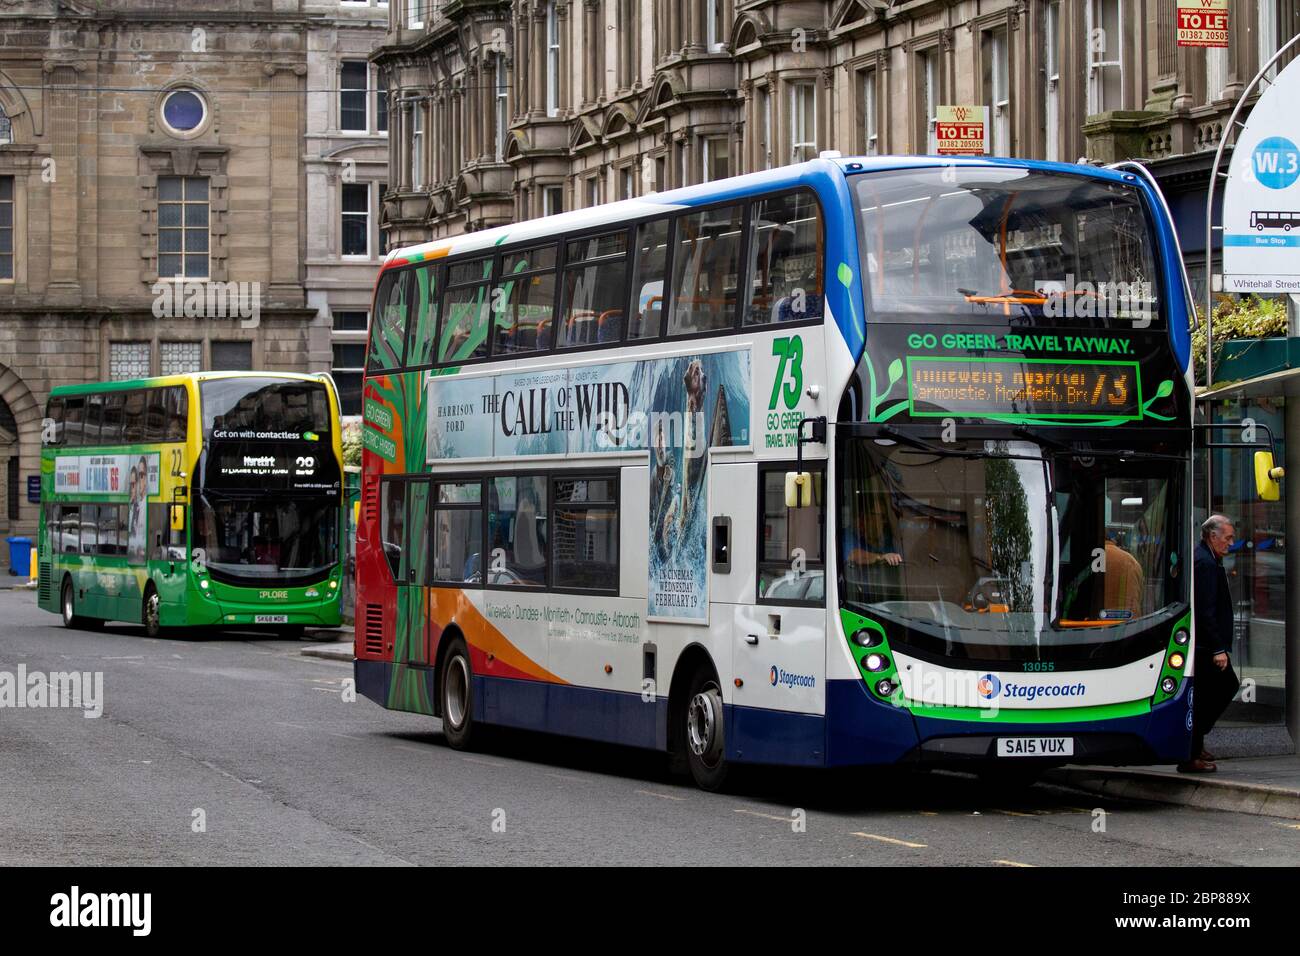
[194,495,339,584]
[197,376,340,585]
[201,377,332,440]
[839,439,1187,660]
[854,167,1162,325]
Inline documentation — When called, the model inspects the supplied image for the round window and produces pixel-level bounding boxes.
[161,90,207,135]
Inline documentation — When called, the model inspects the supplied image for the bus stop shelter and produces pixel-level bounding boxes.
[1198,366,1300,748]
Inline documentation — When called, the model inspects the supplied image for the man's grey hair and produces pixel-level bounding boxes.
[1202,514,1234,541]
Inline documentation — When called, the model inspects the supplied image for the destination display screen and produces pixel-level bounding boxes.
[201,441,340,494]
[906,357,1142,420]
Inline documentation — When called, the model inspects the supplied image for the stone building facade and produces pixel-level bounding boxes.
[372,0,1297,294]
[305,0,390,418]
[0,1,394,539]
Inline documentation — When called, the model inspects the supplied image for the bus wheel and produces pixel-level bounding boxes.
[439,638,476,750]
[142,587,162,638]
[60,579,78,629]
[682,668,730,792]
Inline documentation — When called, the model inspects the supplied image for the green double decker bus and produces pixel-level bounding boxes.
[36,372,345,636]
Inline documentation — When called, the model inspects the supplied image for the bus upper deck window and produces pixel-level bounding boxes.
[629,218,670,340]
[745,191,824,327]
[668,204,744,337]
[63,396,84,446]
[405,264,440,368]
[367,268,410,371]
[83,393,105,447]
[559,231,628,350]
[122,390,147,444]
[440,258,492,364]
[144,388,167,442]
[165,386,188,442]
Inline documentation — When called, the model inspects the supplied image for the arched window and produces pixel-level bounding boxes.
[0,103,12,146]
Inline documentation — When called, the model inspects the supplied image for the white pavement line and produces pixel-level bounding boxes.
[311,687,341,693]
[734,808,794,823]
[850,831,927,848]
[1276,822,1300,830]
[636,789,687,802]
[326,731,365,740]
[993,859,1036,867]
[274,721,312,731]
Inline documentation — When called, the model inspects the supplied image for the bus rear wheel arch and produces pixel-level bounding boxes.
[438,633,477,751]
[60,576,101,631]
[670,650,731,792]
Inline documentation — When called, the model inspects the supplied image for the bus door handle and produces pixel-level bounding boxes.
[745,634,760,646]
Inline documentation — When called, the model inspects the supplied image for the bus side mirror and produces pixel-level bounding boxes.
[1255,451,1284,502]
[785,472,813,509]
[170,504,186,533]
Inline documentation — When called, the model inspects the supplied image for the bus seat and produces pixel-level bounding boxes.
[596,309,623,343]
[535,317,552,350]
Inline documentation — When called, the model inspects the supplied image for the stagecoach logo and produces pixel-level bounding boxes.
[770,665,816,689]
[977,674,1002,699]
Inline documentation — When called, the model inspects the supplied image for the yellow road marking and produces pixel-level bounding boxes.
[851,831,927,848]
[994,859,1036,867]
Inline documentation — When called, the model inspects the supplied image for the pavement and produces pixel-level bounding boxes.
[0,571,33,589]
[302,629,1300,822]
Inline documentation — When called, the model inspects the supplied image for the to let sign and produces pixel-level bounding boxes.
[936,105,987,155]
[1177,0,1228,48]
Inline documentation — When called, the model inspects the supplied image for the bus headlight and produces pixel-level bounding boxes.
[1168,653,1185,670]
[852,628,883,648]
[1174,629,1189,646]
[329,580,338,590]
[863,653,888,673]
[875,678,895,696]
[1161,677,1177,694]
[199,579,209,590]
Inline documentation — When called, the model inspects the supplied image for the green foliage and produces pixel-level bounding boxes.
[342,419,363,468]
[1192,295,1289,384]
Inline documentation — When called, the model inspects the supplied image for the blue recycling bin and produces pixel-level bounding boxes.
[7,536,32,577]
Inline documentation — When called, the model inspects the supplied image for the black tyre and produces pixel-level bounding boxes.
[61,578,102,630]
[681,666,730,792]
[439,638,477,750]
[142,586,162,638]
[60,578,77,629]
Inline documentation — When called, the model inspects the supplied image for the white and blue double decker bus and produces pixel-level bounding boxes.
[356,155,1216,790]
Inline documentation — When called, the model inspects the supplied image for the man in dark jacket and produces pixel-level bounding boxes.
[1182,515,1241,773]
